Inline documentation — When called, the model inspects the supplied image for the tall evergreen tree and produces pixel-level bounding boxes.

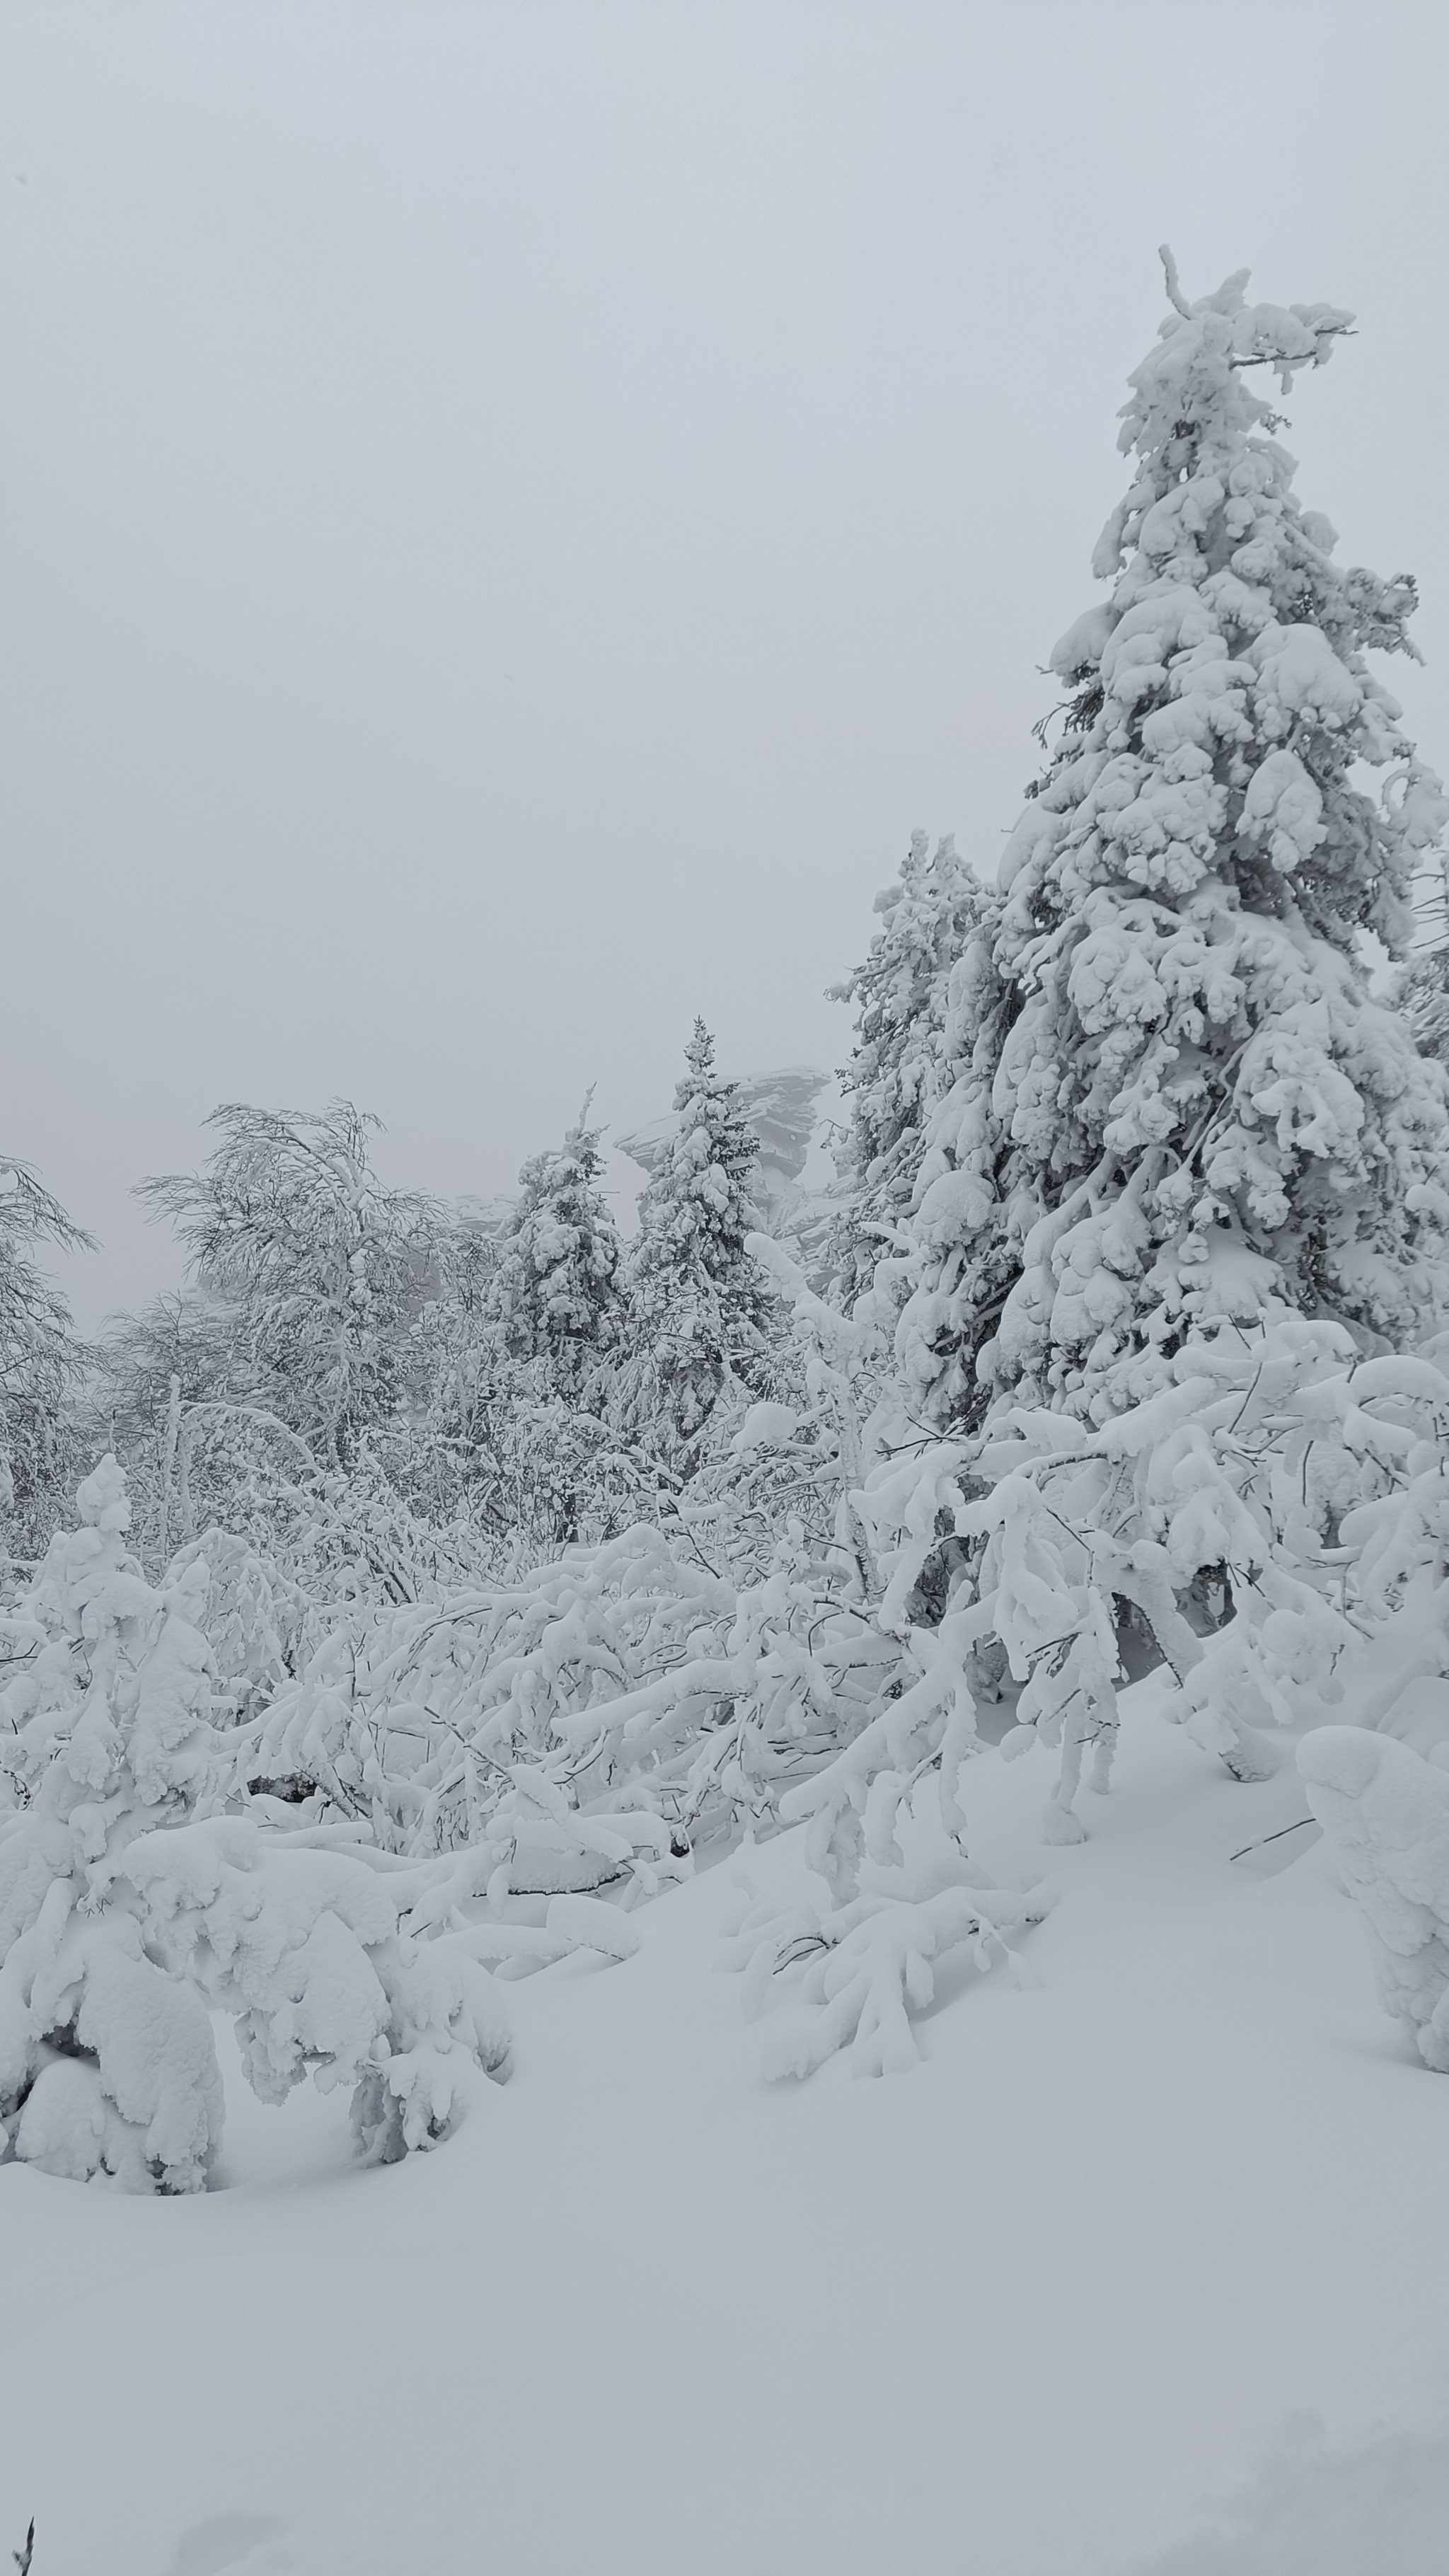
[618,1022,777,1461]
[889,254,1449,1429]
[486,1096,620,1391]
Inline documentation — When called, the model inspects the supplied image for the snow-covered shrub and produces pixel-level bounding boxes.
[718,1866,1056,2077]
[0,1460,513,2190]
[163,1528,296,1724]
[0,1457,230,2187]
[705,1303,1449,2077]
[435,1367,671,1562]
[275,1452,490,1614]
[248,1508,899,1875]
[1299,1727,1449,2069]
[125,1814,511,2163]
[785,1319,1449,1885]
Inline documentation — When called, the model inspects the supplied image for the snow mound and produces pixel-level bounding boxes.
[1299,1725,1449,2067]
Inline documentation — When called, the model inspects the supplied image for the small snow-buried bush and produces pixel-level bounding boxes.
[0,1460,617,2190]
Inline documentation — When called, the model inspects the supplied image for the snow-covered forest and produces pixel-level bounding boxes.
[12,250,1449,2159]
[7,10,1449,2568]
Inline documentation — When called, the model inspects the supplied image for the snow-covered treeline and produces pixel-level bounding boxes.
[6,250,1449,2186]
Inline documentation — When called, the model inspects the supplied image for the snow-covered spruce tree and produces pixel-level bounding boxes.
[892,253,1449,1433]
[720,262,1449,2044]
[831,831,1000,1305]
[0,1157,93,1564]
[487,1094,621,1390]
[1403,941,1449,1071]
[616,1022,779,1465]
[0,1458,509,2188]
[139,1102,444,1470]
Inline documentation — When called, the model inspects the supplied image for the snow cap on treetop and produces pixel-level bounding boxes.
[76,1452,132,1534]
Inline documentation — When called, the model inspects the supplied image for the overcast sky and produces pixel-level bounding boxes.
[4,0,1448,1326]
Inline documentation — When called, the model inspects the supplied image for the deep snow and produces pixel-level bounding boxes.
[3,1685,1447,2576]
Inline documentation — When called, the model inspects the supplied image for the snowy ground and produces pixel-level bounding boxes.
[4,1686,1448,2576]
